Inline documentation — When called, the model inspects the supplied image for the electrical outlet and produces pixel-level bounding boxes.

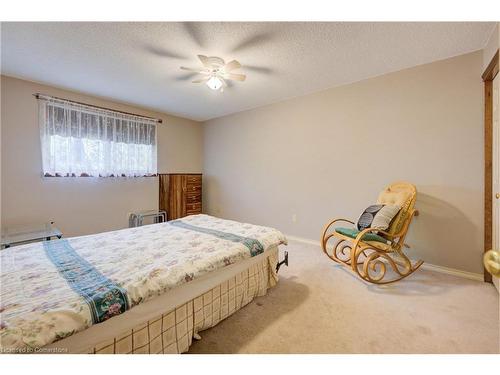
[292,214,297,223]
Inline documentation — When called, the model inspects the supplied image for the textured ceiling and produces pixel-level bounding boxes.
[1,22,495,121]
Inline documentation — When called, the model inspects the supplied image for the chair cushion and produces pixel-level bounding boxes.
[376,182,417,235]
[356,204,400,230]
[335,227,388,243]
[377,189,411,207]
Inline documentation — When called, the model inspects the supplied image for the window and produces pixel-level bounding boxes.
[38,95,157,177]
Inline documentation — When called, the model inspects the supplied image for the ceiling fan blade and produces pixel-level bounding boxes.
[244,65,273,74]
[197,55,210,67]
[192,77,209,84]
[180,66,202,72]
[224,73,246,81]
[223,60,241,72]
[174,72,199,81]
[145,45,186,59]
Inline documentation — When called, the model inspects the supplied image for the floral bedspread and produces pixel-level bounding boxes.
[0,214,287,351]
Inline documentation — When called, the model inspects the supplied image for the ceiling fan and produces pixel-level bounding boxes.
[180,55,246,91]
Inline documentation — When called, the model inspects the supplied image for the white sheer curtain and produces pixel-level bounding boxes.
[38,96,157,177]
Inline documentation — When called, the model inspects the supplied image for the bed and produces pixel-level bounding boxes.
[0,214,287,353]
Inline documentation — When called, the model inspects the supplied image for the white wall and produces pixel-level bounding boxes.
[1,75,203,237]
[203,51,484,274]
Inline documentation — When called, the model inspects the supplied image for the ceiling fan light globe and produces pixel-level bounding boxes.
[207,76,223,90]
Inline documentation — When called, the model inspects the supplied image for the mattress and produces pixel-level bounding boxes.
[0,215,287,352]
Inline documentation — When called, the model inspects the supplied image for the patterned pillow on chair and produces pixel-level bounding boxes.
[356,204,401,231]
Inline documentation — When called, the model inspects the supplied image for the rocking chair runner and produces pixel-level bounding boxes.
[321,182,423,284]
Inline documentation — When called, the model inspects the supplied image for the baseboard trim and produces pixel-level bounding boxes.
[286,234,321,247]
[419,263,483,282]
[286,234,484,282]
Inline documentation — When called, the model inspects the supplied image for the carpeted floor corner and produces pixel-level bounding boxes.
[188,240,499,354]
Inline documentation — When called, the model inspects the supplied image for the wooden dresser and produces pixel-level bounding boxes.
[159,174,202,220]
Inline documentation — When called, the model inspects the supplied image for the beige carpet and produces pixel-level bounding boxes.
[188,240,499,354]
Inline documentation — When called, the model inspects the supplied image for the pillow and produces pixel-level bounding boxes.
[356,204,400,231]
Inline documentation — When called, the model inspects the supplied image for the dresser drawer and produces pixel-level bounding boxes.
[185,184,201,194]
[186,202,202,212]
[186,175,202,185]
[186,192,201,203]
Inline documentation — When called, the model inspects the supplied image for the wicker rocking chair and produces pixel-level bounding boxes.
[321,182,423,284]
